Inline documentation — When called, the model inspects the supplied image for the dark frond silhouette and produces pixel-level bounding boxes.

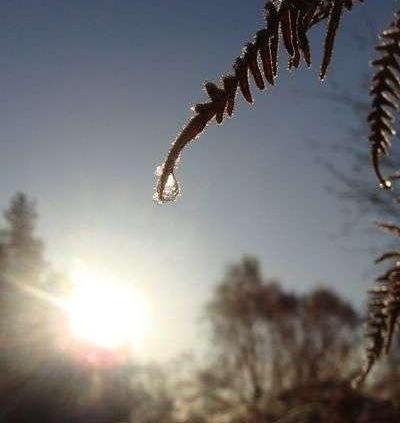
[369,12,400,189]
[155,0,363,203]
[355,221,400,386]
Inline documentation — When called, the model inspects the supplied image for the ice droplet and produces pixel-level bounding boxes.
[153,165,180,204]
[379,179,392,190]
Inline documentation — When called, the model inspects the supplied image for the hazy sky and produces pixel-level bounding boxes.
[0,1,393,361]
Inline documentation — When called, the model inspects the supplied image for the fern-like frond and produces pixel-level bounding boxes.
[375,250,400,264]
[369,12,400,189]
[353,285,388,387]
[355,221,400,386]
[154,0,363,203]
[376,220,400,237]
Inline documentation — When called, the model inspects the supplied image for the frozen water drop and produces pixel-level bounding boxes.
[164,173,179,200]
[154,164,180,204]
[379,180,392,190]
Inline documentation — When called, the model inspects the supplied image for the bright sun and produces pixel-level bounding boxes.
[65,263,150,351]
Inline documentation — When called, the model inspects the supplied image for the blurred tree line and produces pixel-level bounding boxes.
[0,194,400,422]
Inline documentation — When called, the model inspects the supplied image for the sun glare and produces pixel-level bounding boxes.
[66,263,150,352]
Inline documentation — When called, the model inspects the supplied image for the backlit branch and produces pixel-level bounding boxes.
[155,0,363,203]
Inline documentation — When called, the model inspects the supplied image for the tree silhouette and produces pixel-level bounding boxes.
[191,257,361,421]
[3,192,44,286]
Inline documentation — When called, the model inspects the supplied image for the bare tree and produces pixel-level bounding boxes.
[191,257,360,422]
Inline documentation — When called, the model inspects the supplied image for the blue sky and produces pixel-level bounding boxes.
[0,1,394,360]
